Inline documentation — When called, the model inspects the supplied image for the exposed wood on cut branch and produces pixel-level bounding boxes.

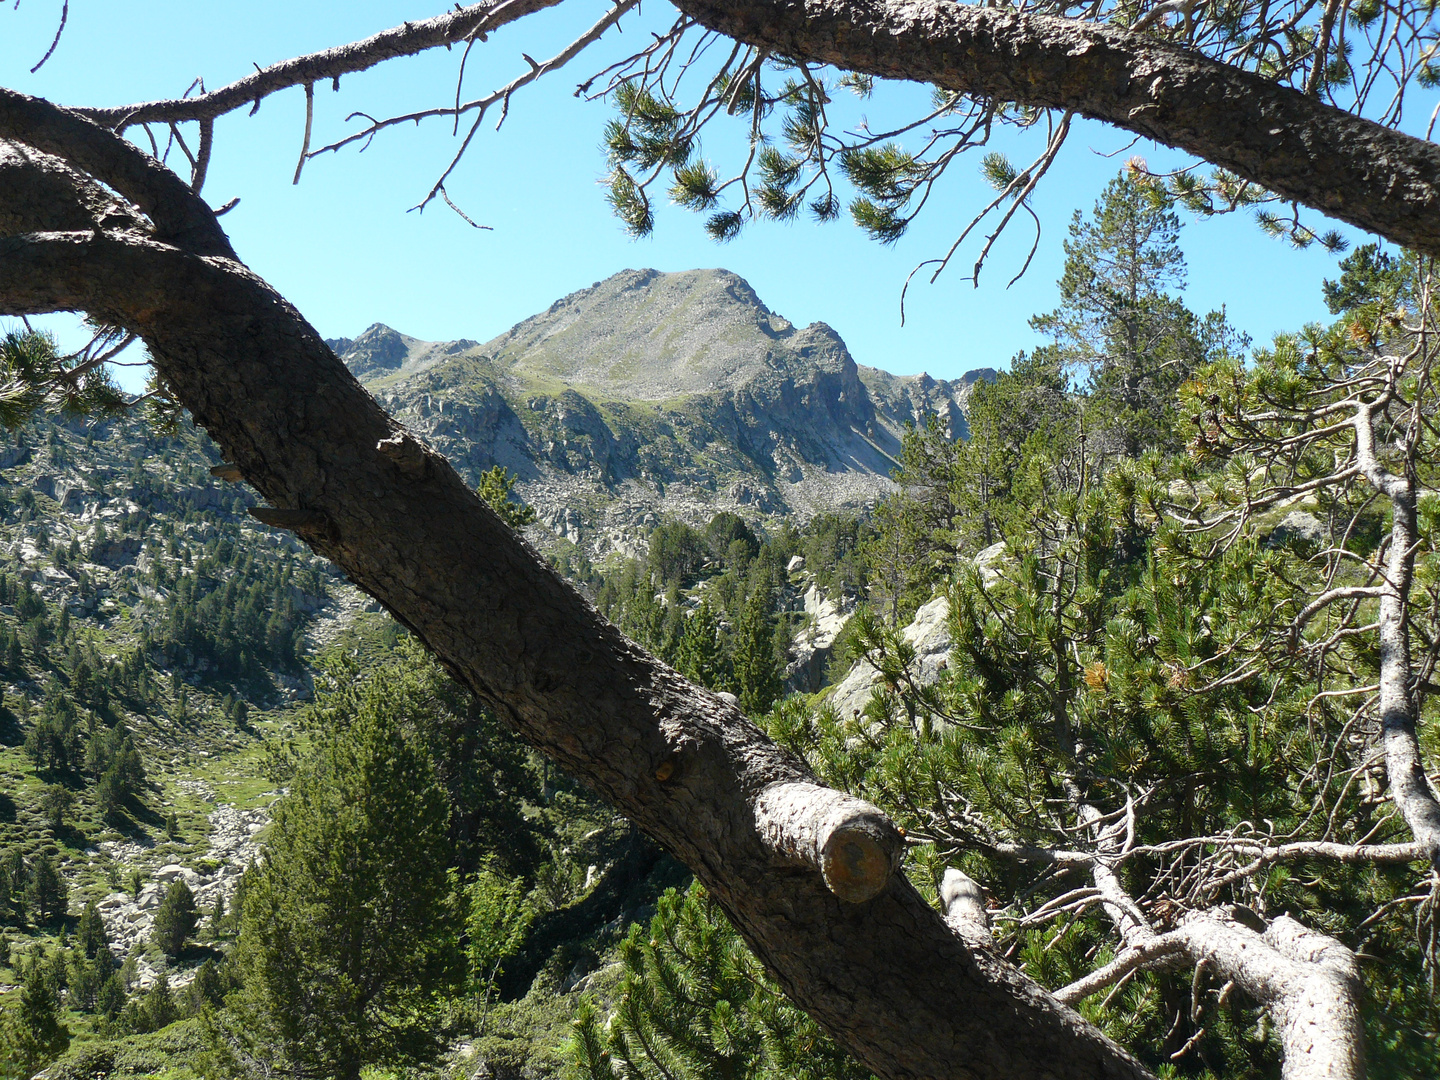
[754,781,904,902]
[671,0,1440,257]
[940,867,991,944]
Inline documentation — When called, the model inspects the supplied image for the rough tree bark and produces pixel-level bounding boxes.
[0,92,1154,1080]
[4,0,1439,1071]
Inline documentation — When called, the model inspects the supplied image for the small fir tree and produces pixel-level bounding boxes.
[215,683,463,1080]
[732,589,781,716]
[25,854,67,926]
[151,879,198,957]
[674,598,731,693]
[97,972,126,1023]
[76,900,109,960]
[39,784,74,831]
[476,465,538,529]
[0,965,70,1077]
[570,884,871,1080]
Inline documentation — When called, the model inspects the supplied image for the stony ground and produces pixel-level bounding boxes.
[96,786,272,989]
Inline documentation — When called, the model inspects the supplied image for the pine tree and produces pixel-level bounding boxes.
[39,784,74,831]
[732,589,781,716]
[190,958,227,1012]
[1,850,24,923]
[151,879,198,957]
[674,598,731,693]
[1029,172,1229,456]
[25,854,67,927]
[215,679,463,1080]
[97,972,126,1023]
[77,900,109,960]
[476,465,537,530]
[66,948,108,1013]
[0,965,70,1077]
[96,767,125,823]
[141,972,177,1032]
[570,884,871,1080]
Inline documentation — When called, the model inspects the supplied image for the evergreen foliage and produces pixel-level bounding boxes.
[151,879,199,957]
[467,864,534,1019]
[24,854,67,927]
[152,546,312,676]
[595,512,824,712]
[76,900,108,960]
[569,884,871,1080]
[0,964,70,1079]
[213,666,464,1080]
[1030,174,1242,457]
[0,330,125,430]
[302,639,544,875]
[762,273,1440,1072]
[732,588,781,715]
[39,784,74,831]
[477,464,539,530]
[674,597,731,693]
[0,162,1437,1079]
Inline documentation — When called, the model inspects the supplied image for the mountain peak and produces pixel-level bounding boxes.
[342,269,988,549]
[335,323,416,378]
[479,268,835,401]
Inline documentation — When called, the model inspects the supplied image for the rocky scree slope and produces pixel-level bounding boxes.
[329,269,994,556]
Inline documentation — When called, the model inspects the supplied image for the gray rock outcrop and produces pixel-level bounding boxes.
[1267,510,1326,549]
[785,584,853,694]
[821,542,1008,719]
[825,592,954,721]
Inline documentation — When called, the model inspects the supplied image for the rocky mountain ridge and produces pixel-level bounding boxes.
[329,268,995,557]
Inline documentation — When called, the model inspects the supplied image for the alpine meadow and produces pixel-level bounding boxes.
[2,2,1440,1080]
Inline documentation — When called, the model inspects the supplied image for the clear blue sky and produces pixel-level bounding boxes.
[3,1,1373,392]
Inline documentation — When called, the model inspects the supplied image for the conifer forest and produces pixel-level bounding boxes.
[4,2,1440,1080]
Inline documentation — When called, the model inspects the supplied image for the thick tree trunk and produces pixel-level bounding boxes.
[671,0,1440,258]
[0,93,1153,1079]
[0,230,1153,1080]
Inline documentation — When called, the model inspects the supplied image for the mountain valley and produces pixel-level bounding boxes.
[0,268,979,1080]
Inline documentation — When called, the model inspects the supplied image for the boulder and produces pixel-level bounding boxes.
[784,584,852,694]
[826,592,953,721]
[974,541,1007,587]
[1267,510,1325,549]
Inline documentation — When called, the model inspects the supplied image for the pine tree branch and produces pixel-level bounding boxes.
[75,0,569,130]
[670,0,1440,257]
[0,89,232,256]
